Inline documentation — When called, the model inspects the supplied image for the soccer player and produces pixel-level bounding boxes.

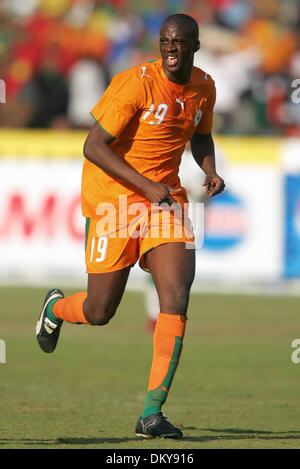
[36,13,225,439]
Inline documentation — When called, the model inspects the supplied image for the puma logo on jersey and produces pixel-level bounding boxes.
[175,98,185,110]
[141,66,152,79]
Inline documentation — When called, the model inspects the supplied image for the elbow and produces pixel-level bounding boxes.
[83,135,107,170]
[83,122,113,162]
[83,137,101,163]
[83,137,92,160]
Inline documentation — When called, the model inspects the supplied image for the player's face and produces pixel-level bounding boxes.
[160,22,199,84]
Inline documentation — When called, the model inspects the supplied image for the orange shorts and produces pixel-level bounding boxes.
[85,193,194,273]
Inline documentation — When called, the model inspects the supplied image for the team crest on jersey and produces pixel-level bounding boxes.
[194,109,202,126]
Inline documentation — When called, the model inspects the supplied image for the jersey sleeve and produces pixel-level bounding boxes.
[91,71,144,138]
[194,81,216,135]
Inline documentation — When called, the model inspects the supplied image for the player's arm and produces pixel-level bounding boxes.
[83,123,177,204]
[191,79,224,197]
[190,132,225,197]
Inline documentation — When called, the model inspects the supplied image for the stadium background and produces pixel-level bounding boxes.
[1,0,300,450]
[1,0,300,290]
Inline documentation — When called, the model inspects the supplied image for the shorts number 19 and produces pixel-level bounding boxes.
[90,236,108,263]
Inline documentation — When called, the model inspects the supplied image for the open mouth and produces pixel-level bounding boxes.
[166,55,178,67]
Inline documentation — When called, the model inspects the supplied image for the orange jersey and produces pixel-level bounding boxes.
[82,59,215,216]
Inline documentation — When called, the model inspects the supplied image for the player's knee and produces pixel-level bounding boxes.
[85,301,117,326]
[163,284,191,313]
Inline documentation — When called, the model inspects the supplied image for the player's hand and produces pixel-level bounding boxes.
[203,174,225,197]
[141,180,180,205]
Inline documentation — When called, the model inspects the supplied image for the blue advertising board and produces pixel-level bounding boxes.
[284,175,300,278]
[203,190,246,251]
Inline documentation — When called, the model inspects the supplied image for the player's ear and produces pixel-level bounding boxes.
[194,40,200,52]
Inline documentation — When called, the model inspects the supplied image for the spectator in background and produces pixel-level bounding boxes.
[1,0,300,134]
[194,25,261,134]
[67,58,110,128]
[22,50,69,128]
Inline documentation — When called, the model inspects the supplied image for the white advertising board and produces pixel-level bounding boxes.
[195,165,283,281]
[0,159,85,283]
[0,155,282,286]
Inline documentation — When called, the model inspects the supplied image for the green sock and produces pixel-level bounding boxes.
[142,387,169,418]
[46,298,63,326]
[142,336,183,418]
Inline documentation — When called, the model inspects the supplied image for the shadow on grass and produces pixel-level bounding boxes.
[1,429,300,446]
[200,428,300,435]
[182,428,300,443]
[0,437,137,446]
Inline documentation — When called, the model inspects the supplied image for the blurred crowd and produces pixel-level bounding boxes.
[0,0,300,135]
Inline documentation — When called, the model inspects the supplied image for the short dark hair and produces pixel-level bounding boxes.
[160,14,199,41]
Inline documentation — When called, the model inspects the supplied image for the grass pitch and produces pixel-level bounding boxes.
[0,287,300,449]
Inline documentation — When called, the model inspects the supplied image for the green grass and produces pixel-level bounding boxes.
[1,287,300,449]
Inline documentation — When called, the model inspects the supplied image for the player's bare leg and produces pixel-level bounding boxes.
[144,276,160,332]
[83,269,131,325]
[135,242,195,438]
[146,242,195,315]
[36,267,131,352]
